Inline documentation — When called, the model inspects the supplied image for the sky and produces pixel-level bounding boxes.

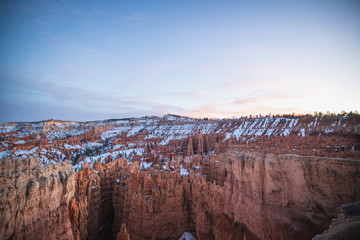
[0,0,359,123]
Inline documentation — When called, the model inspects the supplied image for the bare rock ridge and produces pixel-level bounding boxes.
[0,114,359,239]
[0,157,74,239]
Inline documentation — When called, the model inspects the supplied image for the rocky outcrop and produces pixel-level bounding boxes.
[73,162,103,240]
[116,223,130,240]
[112,165,190,239]
[188,152,360,239]
[1,114,359,240]
[69,195,88,240]
[0,156,75,240]
[108,152,360,239]
[1,151,358,240]
[312,201,360,240]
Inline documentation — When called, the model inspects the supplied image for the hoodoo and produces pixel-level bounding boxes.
[1,114,359,239]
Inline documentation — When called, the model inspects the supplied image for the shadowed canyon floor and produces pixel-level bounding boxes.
[1,115,359,239]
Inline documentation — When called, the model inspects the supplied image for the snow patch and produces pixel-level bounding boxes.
[0,125,17,133]
[282,129,291,136]
[74,147,144,171]
[0,150,12,159]
[139,161,152,170]
[178,231,196,240]
[127,126,144,136]
[64,144,82,149]
[113,144,124,150]
[83,142,103,148]
[298,129,306,136]
[14,147,39,156]
[180,165,189,176]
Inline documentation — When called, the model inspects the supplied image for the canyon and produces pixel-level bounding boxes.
[1,114,359,239]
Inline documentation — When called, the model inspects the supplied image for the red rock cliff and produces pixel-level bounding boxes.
[188,152,360,239]
[0,157,75,240]
[71,151,359,240]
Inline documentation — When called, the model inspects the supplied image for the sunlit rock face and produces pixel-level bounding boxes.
[0,114,359,240]
[70,151,359,240]
[0,157,75,240]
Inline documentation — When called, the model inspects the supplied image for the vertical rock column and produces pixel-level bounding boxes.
[0,157,75,240]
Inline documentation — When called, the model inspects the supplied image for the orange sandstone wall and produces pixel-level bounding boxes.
[0,157,75,240]
[1,151,358,240]
[72,152,359,240]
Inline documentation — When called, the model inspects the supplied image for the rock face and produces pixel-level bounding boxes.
[112,163,190,239]
[69,195,88,240]
[1,114,359,240]
[313,201,360,240]
[116,223,130,240]
[193,152,360,240]
[72,162,103,240]
[0,152,359,240]
[0,156,75,240]
[70,151,359,240]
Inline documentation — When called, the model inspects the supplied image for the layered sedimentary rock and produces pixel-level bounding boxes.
[188,152,360,239]
[0,157,75,240]
[71,151,359,240]
[1,114,359,240]
[0,151,358,240]
[69,195,88,240]
[73,162,103,240]
[1,115,359,166]
[112,164,190,239]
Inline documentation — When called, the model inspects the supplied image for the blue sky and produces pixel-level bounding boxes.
[1,0,359,123]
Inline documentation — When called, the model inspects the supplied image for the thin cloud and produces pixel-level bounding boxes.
[127,13,141,21]
[187,90,301,118]
[0,72,184,122]
[93,7,105,15]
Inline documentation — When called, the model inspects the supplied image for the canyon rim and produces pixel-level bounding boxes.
[1,114,359,239]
